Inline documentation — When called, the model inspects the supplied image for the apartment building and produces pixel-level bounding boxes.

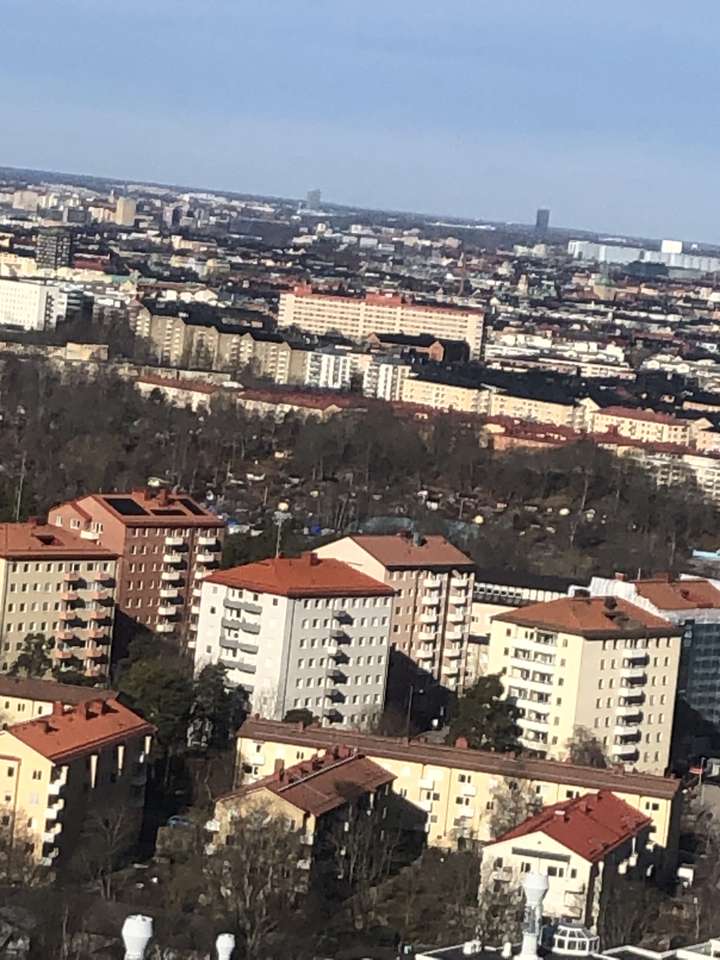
[316,533,475,692]
[194,552,394,724]
[363,356,413,402]
[401,376,482,414]
[132,307,307,382]
[0,676,115,726]
[48,488,224,651]
[216,745,394,885]
[467,571,579,686]
[481,791,652,927]
[591,407,693,446]
[488,597,682,774]
[0,696,153,867]
[278,285,486,358]
[235,717,682,877]
[0,278,77,331]
[0,523,118,681]
[588,574,720,730]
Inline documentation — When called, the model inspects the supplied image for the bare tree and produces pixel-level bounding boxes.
[475,880,525,948]
[203,805,302,960]
[71,804,137,900]
[327,794,400,930]
[488,779,542,838]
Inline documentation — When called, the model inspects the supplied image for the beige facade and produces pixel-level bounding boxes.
[488,598,682,774]
[133,308,301,382]
[278,287,486,358]
[0,698,152,868]
[0,677,114,726]
[590,407,692,445]
[401,377,482,413]
[0,525,118,682]
[235,718,681,876]
[315,535,475,691]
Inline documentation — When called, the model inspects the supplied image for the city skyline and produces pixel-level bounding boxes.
[6,1,720,240]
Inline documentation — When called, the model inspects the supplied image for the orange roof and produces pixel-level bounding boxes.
[206,553,394,598]
[634,577,720,611]
[347,533,474,570]
[0,523,117,561]
[494,596,679,638]
[221,745,394,817]
[490,790,651,863]
[8,698,154,763]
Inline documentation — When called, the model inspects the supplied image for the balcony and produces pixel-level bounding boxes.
[324,688,346,703]
[624,653,649,668]
[165,535,185,548]
[87,608,109,622]
[614,729,641,744]
[618,691,645,706]
[416,647,435,660]
[191,604,200,615]
[611,744,640,761]
[333,610,352,625]
[420,612,438,624]
[444,645,464,659]
[161,570,182,583]
[163,552,185,566]
[445,628,463,641]
[58,610,77,623]
[85,646,106,660]
[198,535,219,547]
[621,670,647,686]
[224,597,243,611]
[424,576,441,589]
[220,636,242,651]
[53,648,74,661]
[330,629,350,644]
[87,628,110,642]
[57,629,77,642]
[447,612,465,624]
[451,577,469,589]
[326,669,348,684]
[85,665,105,678]
[90,590,111,603]
[422,594,440,607]
[323,708,343,724]
[63,571,82,585]
[244,601,262,616]
[459,784,477,798]
[156,623,175,634]
[158,605,179,617]
[60,591,79,604]
[160,587,181,599]
[192,586,202,598]
[196,552,217,564]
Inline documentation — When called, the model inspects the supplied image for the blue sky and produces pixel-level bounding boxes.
[4,1,720,238]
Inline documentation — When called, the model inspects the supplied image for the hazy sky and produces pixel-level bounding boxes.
[4,1,720,238]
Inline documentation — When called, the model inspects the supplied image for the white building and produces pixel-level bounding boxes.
[363,355,413,401]
[115,197,137,227]
[304,346,361,390]
[0,278,76,331]
[194,552,394,725]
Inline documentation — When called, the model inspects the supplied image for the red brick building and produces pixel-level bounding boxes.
[48,489,224,651]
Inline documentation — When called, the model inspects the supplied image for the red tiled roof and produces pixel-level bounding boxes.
[346,533,474,570]
[634,577,720,611]
[238,718,680,800]
[0,523,118,561]
[205,553,394,598]
[494,596,679,638]
[221,745,394,817]
[8,698,154,763]
[489,790,651,863]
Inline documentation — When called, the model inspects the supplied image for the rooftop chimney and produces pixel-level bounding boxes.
[308,553,320,566]
[51,701,64,717]
[122,915,153,960]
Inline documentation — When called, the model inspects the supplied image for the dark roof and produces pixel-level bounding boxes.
[238,718,681,801]
[474,567,581,593]
[0,676,116,706]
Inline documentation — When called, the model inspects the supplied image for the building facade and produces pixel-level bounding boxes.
[316,534,475,692]
[36,228,73,271]
[488,597,682,774]
[0,696,153,868]
[0,523,118,681]
[194,552,394,725]
[0,676,115,726]
[48,488,224,652]
[278,285,486,359]
[235,717,682,876]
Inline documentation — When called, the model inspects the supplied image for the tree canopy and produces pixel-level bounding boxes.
[446,675,521,753]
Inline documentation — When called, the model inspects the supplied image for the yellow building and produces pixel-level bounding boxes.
[0,523,119,682]
[0,697,153,868]
[488,597,681,774]
[234,717,681,878]
[401,377,482,413]
[0,676,115,726]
